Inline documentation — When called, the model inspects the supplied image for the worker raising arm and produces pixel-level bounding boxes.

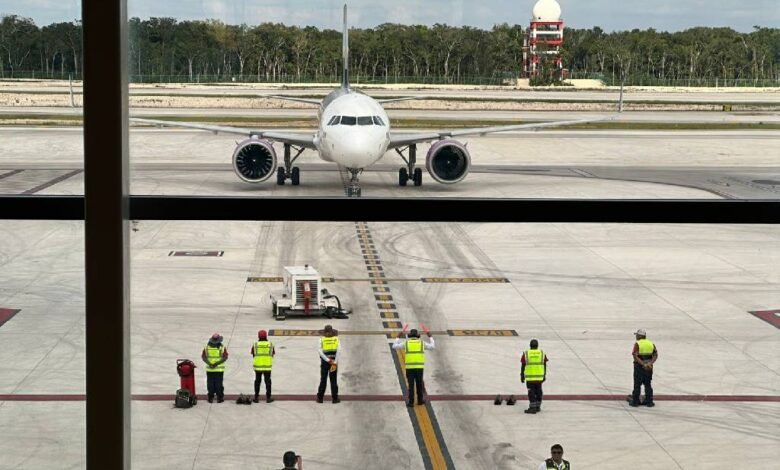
[392,326,435,406]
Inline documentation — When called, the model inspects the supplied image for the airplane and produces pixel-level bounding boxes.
[133,5,622,197]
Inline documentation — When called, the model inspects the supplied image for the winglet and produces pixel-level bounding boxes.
[342,4,350,90]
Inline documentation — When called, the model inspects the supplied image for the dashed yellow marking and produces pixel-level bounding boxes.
[448,329,518,336]
[375,294,393,301]
[373,286,389,293]
[421,277,510,283]
[246,277,283,282]
[383,321,402,329]
[268,329,319,336]
[380,312,399,319]
[376,302,396,310]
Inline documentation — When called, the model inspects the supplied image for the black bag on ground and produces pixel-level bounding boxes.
[174,389,193,408]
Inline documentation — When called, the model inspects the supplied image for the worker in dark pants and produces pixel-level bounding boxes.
[201,332,228,403]
[251,329,275,403]
[521,339,548,414]
[393,328,435,406]
[317,324,340,403]
[630,328,658,407]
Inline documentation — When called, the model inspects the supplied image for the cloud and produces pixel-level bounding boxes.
[2,0,777,32]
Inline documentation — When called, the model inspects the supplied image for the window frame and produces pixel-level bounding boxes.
[0,2,778,469]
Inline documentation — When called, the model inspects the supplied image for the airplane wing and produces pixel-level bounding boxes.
[376,96,426,104]
[130,118,317,149]
[266,95,322,105]
[388,113,620,149]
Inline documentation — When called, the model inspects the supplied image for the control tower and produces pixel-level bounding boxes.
[523,0,564,77]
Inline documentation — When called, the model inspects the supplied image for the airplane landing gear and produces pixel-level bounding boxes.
[277,143,305,186]
[395,144,421,187]
[346,167,362,197]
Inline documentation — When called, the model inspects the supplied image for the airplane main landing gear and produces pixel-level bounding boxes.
[277,143,305,186]
[395,144,422,187]
[346,167,362,197]
[399,168,408,186]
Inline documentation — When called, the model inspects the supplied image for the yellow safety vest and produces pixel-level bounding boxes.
[253,340,273,371]
[545,458,570,470]
[321,336,340,359]
[524,349,545,382]
[405,338,425,370]
[636,339,655,358]
[205,345,225,373]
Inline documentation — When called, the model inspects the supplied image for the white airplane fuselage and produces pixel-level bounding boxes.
[313,89,391,169]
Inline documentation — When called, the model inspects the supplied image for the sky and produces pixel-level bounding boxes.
[2,0,778,32]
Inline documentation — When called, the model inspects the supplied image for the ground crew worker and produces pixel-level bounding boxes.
[392,328,435,407]
[521,339,548,414]
[316,324,340,403]
[251,329,275,403]
[630,328,657,407]
[201,332,228,403]
[538,444,570,470]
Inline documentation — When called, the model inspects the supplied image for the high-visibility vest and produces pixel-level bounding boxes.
[636,339,655,359]
[253,340,273,371]
[321,336,339,359]
[405,338,425,370]
[545,458,570,470]
[524,349,545,382]
[205,345,225,372]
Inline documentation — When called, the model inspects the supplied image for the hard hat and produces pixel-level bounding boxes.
[634,329,646,336]
[258,329,267,339]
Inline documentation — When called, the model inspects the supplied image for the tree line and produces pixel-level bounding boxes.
[1,14,778,84]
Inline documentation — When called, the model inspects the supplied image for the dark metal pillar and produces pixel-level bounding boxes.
[82,0,130,468]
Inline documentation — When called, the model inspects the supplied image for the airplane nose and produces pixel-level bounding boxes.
[331,132,384,167]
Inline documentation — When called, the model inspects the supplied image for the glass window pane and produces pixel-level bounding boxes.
[357,116,373,125]
[0,221,85,466]
[340,116,356,125]
[123,2,778,200]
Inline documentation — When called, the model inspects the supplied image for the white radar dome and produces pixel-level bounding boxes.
[532,0,562,21]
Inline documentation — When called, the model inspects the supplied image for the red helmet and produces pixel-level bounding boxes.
[258,329,267,339]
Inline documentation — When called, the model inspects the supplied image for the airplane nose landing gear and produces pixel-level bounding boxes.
[346,167,363,197]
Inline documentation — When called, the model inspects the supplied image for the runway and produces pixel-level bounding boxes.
[1,127,778,199]
[3,106,780,123]
[2,81,779,103]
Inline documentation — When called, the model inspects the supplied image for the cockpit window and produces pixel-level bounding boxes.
[327,115,340,126]
[340,116,357,126]
[357,116,373,126]
[372,116,385,126]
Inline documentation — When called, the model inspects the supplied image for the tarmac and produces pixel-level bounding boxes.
[0,219,778,469]
[0,100,779,468]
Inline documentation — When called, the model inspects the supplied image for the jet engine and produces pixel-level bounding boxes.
[232,138,277,183]
[425,139,471,184]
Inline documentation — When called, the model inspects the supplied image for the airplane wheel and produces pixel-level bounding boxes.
[399,168,408,187]
[413,168,423,186]
[291,167,300,186]
[276,167,286,185]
